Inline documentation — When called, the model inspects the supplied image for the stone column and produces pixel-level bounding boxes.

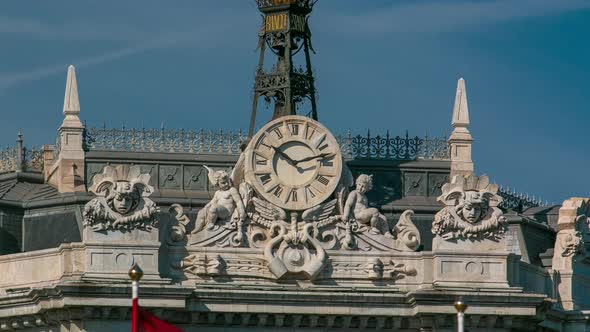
[551,197,590,310]
[448,78,474,178]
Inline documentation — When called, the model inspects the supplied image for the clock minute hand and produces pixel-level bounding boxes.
[295,153,334,165]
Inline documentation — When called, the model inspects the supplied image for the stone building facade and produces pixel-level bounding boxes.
[1,2,589,332]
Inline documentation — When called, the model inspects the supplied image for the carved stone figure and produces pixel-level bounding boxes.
[432,174,506,240]
[342,174,390,236]
[364,258,417,281]
[561,231,584,257]
[553,198,590,267]
[83,165,158,231]
[192,166,246,234]
[365,258,384,280]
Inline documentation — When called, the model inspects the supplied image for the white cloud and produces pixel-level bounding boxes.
[0,7,254,92]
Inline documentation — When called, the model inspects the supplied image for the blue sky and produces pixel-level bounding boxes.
[0,0,589,203]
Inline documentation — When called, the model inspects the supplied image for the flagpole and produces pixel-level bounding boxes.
[454,300,468,332]
[129,264,144,332]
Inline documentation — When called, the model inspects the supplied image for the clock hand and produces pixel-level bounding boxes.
[296,165,316,173]
[294,153,334,165]
[272,146,297,165]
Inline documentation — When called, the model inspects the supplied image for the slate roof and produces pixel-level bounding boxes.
[0,173,61,206]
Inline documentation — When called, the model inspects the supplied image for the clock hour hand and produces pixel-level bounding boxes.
[272,146,297,165]
[294,153,334,165]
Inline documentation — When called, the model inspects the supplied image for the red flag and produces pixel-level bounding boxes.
[132,298,183,332]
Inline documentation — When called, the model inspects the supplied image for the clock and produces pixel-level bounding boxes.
[244,115,343,211]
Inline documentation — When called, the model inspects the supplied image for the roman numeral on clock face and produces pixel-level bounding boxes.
[314,133,328,151]
[259,173,272,185]
[289,189,298,202]
[304,185,316,202]
[290,124,299,136]
[272,185,284,198]
[321,155,334,167]
[272,128,283,140]
[316,174,330,186]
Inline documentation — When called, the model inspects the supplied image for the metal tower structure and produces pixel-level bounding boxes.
[248,0,319,137]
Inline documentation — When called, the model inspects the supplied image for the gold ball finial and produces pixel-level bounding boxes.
[128,264,144,282]
[454,300,468,313]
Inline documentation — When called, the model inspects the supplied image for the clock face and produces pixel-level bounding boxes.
[245,115,343,211]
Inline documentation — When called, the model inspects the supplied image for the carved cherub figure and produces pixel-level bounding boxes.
[192,166,246,234]
[342,174,390,236]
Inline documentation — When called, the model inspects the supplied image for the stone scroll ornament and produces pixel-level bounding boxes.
[432,174,507,240]
[83,165,159,231]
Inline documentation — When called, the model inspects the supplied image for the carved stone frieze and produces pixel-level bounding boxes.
[428,173,449,197]
[175,254,224,276]
[83,165,159,232]
[364,258,417,281]
[432,174,506,241]
[404,172,427,197]
[183,166,206,190]
[159,165,181,189]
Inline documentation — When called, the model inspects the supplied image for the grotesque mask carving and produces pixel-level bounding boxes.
[432,174,506,240]
[83,165,158,231]
[109,181,139,214]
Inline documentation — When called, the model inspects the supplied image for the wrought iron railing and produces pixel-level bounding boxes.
[83,126,451,160]
[498,185,551,212]
[341,130,450,160]
[84,127,247,154]
[0,145,44,174]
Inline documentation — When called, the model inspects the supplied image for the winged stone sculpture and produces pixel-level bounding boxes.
[302,199,337,223]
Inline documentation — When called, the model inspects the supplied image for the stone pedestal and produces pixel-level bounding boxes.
[82,228,161,281]
[432,237,519,290]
